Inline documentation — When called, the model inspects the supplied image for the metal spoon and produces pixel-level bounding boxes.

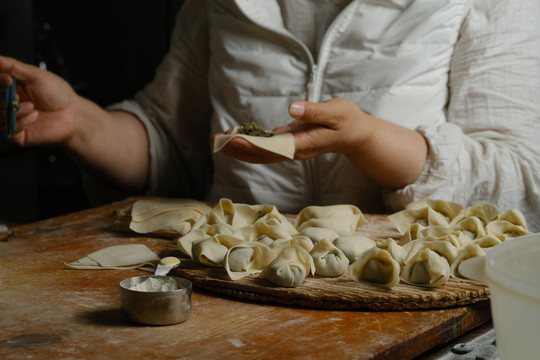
[154,256,181,276]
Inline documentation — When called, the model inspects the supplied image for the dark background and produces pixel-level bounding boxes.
[0,0,184,224]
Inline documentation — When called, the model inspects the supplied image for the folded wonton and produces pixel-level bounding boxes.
[64,244,159,272]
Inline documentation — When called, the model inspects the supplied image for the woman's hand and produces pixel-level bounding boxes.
[0,55,150,192]
[0,56,79,147]
[219,97,429,189]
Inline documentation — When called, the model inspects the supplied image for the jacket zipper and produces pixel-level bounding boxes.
[307,64,319,102]
[304,2,358,203]
[233,0,358,205]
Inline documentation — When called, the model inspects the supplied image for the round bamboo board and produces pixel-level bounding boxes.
[171,214,490,311]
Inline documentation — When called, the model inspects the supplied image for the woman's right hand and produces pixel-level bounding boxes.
[0,55,79,147]
[0,55,151,192]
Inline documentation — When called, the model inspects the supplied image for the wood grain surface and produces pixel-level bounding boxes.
[0,198,493,360]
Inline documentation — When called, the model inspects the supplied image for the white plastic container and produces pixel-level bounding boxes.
[485,233,540,360]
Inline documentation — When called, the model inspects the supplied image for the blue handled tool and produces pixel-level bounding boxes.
[5,78,18,140]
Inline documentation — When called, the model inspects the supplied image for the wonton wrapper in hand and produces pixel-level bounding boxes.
[213,128,295,160]
[259,245,315,287]
[64,244,159,272]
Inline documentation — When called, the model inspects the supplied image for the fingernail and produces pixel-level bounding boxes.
[289,102,305,117]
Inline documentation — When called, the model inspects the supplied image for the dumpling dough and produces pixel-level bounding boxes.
[472,234,503,250]
[259,245,315,287]
[405,199,464,223]
[191,236,230,267]
[300,227,339,244]
[401,248,450,287]
[349,247,401,288]
[224,242,277,280]
[497,209,528,229]
[403,240,459,266]
[333,235,376,263]
[119,198,211,237]
[268,235,314,254]
[450,202,501,226]
[485,220,530,240]
[388,207,451,235]
[450,216,486,240]
[213,128,295,159]
[310,239,349,277]
[450,243,487,278]
[64,244,159,271]
[376,238,406,268]
[178,198,296,257]
[295,204,368,236]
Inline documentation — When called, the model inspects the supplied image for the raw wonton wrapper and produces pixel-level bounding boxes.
[268,235,314,254]
[333,235,376,263]
[128,198,211,237]
[300,227,339,244]
[376,238,406,268]
[403,240,459,266]
[405,199,464,222]
[450,202,501,226]
[259,245,315,287]
[398,224,455,246]
[213,128,295,159]
[177,224,232,258]
[388,207,451,235]
[191,236,230,267]
[64,244,159,272]
[413,232,472,248]
[224,242,277,280]
[485,220,530,240]
[401,248,450,287]
[349,247,401,288]
[497,209,528,229]
[450,216,487,240]
[310,239,349,277]
[295,205,368,236]
[178,198,295,257]
[472,234,503,250]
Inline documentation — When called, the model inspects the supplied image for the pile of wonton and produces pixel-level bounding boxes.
[123,198,530,289]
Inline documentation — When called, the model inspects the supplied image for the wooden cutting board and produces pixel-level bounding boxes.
[171,214,490,311]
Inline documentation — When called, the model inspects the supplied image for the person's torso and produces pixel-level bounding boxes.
[205,0,466,212]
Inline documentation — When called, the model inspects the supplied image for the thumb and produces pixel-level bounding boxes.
[288,100,342,127]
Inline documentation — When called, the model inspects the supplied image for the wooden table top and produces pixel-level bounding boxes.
[0,198,491,360]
